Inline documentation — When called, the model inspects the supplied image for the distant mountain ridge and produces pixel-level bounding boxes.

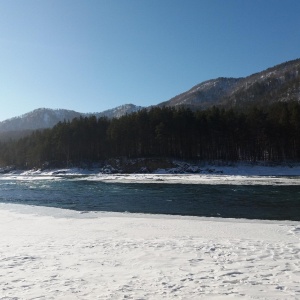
[158,77,242,109]
[160,58,300,109]
[95,104,143,119]
[1,58,300,134]
[0,104,143,133]
[0,108,82,132]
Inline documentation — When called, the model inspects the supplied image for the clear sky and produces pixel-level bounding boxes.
[0,0,299,121]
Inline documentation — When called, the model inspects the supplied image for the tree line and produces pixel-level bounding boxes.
[0,102,300,169]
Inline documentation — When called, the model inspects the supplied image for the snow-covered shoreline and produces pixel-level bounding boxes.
[0,203,299,299]
[1,163,300,186]
[1,167,300,298]
[8,161,300,176]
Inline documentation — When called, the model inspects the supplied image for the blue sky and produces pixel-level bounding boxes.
[0,0,299,121]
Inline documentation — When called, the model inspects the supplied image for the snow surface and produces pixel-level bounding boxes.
[0,203,299,299]
[2,163,300,186]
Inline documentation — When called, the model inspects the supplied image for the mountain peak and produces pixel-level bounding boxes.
[0,108,82,132]
[159,58,300,109]
[0,104,143,133]
[96,103,143,119]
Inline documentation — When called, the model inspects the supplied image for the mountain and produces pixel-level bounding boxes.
[0,108,81,132]
[226,58,300,108]
[159,58,300,109]
[158,77,242,109]
[0,104,143,134]
[95,104,143,119]
[1,58,300,135]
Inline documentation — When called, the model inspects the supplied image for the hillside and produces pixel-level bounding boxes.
[1,58,300,136]
[95,104,143,119]
[160,58,300,109]
[0,104,142,134]
[1,101,300,169]
[0,109,81,132]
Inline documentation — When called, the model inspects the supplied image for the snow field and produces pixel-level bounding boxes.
[0,204,299,299]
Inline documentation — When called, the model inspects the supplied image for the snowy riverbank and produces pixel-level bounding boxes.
[1,162,300,187]
[3,160,300,178]
[0,204,300,299]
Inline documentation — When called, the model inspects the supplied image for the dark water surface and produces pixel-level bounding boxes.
[0,176,300,220]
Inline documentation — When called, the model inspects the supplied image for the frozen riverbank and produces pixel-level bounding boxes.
[2,163,300,186]
[0,204,299,299]
[17,162,300,176]
[3,160,300,178]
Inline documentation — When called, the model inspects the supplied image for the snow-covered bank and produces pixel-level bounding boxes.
[7,161,300,176]
[0,204,299,299]
[2,164,300,186]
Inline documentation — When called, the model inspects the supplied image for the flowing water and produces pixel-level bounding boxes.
[0,174,300,220]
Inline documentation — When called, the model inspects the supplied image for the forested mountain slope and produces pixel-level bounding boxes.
[0,105,142,134]
[0,108,81,132]
[1,58,299,136]
[1,102,300,169]
[160,59,300,109]
[1,58,300,168]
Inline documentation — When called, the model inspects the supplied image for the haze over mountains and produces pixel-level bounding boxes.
[1,58,299,135]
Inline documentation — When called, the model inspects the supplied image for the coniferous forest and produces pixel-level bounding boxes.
[0,101,300,169]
